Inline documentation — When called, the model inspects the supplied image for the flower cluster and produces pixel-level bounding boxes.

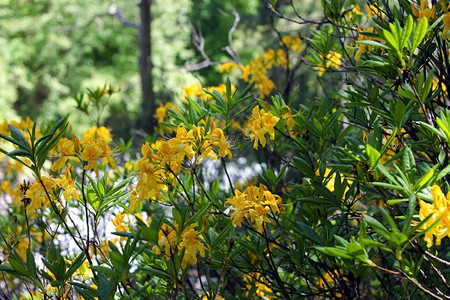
[25,167,78,213]
[244,272,274,299]
[243,105,280,149]
[317,51,342,76]
[181,82,236,102]
[280,35,302,52]
[224,35,302,98]
[355,27,377,61]
[153,223,206,269]
[51,126,116,175]
[226,184,283,232]
[418,185,450,247]
[136,121,232,201]
[412,0,436,22]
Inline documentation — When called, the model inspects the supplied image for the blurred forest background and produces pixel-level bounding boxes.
[0,0,324,139]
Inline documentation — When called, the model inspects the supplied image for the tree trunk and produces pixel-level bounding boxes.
[138,0,154,134]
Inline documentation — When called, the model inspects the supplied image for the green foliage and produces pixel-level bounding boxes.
[1,0,450,299]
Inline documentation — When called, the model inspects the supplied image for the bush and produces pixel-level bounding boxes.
[0,1,449,299]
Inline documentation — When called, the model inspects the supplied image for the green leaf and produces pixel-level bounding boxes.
[26,249,37,278]
[393,101,406,127]
[363,214,390,240]
[400,15,413,50]
[97,273,111,300]
[211,222,233,250]
[90,265,120,277]
[371,182,407,192]
[0,132,23,148]
[9,257,29,277]
[36,117,67,147]
[435,163,450,182]
[315,246,353,259]
[269,0,278,9]
[140,266,173,281]
[185,97,203,115]
[382,29,399,51]
[185,203,211,228]
[379,128,398,158]
[51,280,62,287]
[8,125,32,152]
[413,167,434,192]
[426,14,444,35]
[389,231,408,248]
[293,222,323,245]
[436,118,450,141]
[419,121,446,139]
[403,193,417,234]
[73,286,95,300]
[421,71,434,102]
[366,144,380,168]
[403,146,416,185]
[64,252,85,281]
[379,208,397,231]
[172,207,183,227]
[8,149,31,157]
[355,40,390,50]
[0,265,15,273]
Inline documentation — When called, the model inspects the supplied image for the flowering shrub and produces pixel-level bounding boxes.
[0,1,450,299]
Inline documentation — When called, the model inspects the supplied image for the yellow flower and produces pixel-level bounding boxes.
[99,140,116,169]
[219,62,238,73]
[239,57,275,98]
[418,185,450,247]
[262,48,288,68]
[326,51,342,69]
[443,12,450,39]
[317,51,342,76]
[81,143,103,175]
[226,184,282,232]
[412,1,436,22]
[83,126,112,144]
[280,35,302,52]
[202,293,223,300]
[440,0,448,13]
[227,189,252,227]
[153,223,177,258]
[208,121,232,159]
[25,177,57,212]
[112,212,130,233]
[178,227,207,268]
[366,3,382,18]
[317,168,351,194]
[205,83,237,101]
[136,145,167,201]
[81,142,103,161]
[244,272,274,299]
[55,167,79,201]
[355,27,376,61]
[244,106,279,149]
[51,137,78,171]
[153,222,206,268]
[154,102,178,126]
[182,82,203,101]
[348,4,364,17]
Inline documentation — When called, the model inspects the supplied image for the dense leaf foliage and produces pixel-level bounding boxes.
[0,0,449,299]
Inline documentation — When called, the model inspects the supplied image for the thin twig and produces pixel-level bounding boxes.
[39,179,84,252]
[398,268,450,300]
[51,4,139,32]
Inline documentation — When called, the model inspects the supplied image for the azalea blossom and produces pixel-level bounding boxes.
[418,185,450,247]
